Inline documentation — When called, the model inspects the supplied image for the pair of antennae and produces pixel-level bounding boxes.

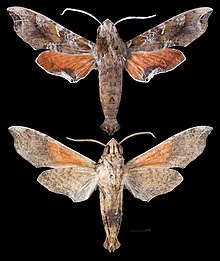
[61,8,156,25]
[67,131,156,147]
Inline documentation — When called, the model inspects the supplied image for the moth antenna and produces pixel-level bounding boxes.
[61,8,101,24]
[119,131,156,145]
[115,14,156,25]
[66,137,105,147]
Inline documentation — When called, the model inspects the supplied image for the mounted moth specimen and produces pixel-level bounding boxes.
[9,125,212,252]
[7,7,212,134]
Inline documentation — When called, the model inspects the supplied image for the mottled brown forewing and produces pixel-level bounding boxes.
[8,126,95,168]
[7,6,95,53]
[126,7,213,51]
[126,126,213,169]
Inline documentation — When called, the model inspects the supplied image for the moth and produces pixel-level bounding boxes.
[9,125,212,252]
[7,7,212,135]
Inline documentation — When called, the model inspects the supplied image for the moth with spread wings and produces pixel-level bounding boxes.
[9,126,212,252]
[7,7,212,135]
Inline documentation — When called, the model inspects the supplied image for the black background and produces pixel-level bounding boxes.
[1,0,218,259]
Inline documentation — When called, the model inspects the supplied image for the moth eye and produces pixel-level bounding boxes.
[117,144,123,154]
[103,145,110,154]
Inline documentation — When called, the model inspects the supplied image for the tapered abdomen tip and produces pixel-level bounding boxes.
[100,119,120,135]
[103,237,121,252]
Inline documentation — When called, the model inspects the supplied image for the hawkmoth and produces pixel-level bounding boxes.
[7,7,212,135]
[9,125,212,252]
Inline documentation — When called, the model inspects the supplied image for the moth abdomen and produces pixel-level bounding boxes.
[99,69,122,135]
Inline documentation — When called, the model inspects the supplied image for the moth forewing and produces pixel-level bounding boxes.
[126,126,213,169]
[8,126,96,168]
[7,6,96,52]
[126,7,213,51]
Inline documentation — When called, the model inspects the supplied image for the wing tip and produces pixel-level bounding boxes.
[8,126,39,140]
[192,125,213,134]
[8,125,21,135]
[8,125,27,133]
[7,6,23,13]
[196,7,213,14]
[186,125,213,132]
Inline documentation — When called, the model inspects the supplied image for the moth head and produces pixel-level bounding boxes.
[103,138,123,156]
[97,19,117,37]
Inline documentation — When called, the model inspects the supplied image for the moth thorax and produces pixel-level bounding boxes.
[96,20,123,48]
[96,20,127,62]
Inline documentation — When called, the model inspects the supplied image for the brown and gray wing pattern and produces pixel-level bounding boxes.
[37,167,98,202]
[126,7,213,52]
[8,126,96,168]
[126,126,212,169]
[7,6,95,53]
[124,126,212,201]
[125,168,183,201]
